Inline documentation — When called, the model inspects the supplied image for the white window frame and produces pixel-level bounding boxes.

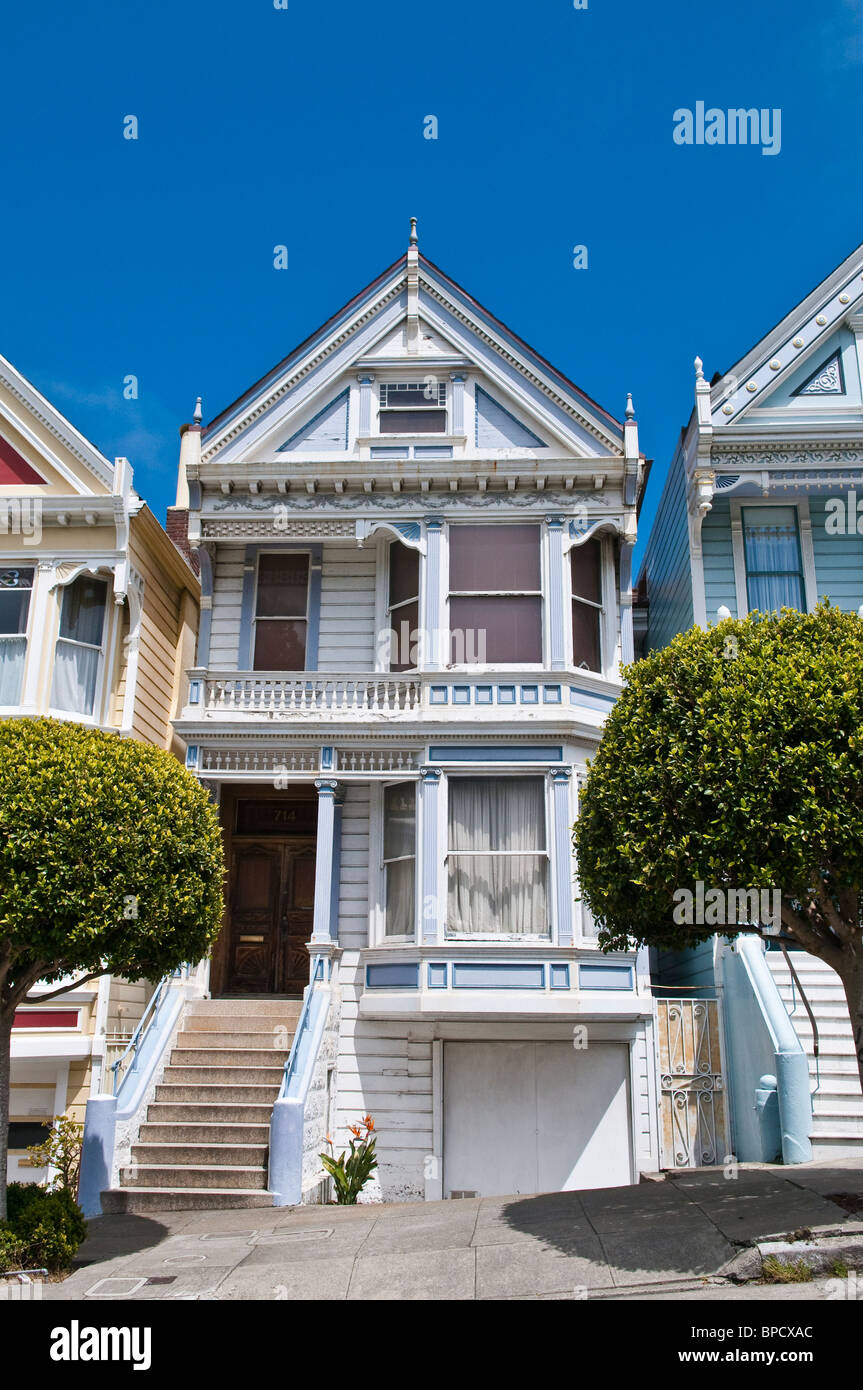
[442,770,553,943]
[730,498,816,617]
[252,549,312,671]
[370,779,419,946]
[385,537,421,673]
[377,380,448,437]
[446,521,545,670]
[565,533,614,676]
[48,572,113,724]
[0,562,37,712]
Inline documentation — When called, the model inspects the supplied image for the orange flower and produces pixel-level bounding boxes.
[363,1116,375,1133]
[348,1124,362,1139]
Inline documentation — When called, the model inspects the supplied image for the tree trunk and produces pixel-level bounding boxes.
[0,1005,14,1222]
[839,959,863,1096]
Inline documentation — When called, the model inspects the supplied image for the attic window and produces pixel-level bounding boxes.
[379,382,447,434]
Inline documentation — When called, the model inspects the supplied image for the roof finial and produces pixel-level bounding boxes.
[193,396,202,425]
[625,392,635,421]
[409,216,418,248]
[694,355,704,382]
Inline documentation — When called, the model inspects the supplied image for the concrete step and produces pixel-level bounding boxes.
[185,999,302,1018]
[177,1030,294,1049]
[120,1164,269,1191]
[145,1101,274,1125]
[100,1188,275,1213]
[154,1083,280,1105]
[167,1047,289,1069]
[810,1137,863,1160]
[131,1142,268,1167]
[160,1064,284,1085]
[139,1122,271,1144]
[182,1014,299,1034]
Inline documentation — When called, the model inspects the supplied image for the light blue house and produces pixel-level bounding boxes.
[638,242,863,1165]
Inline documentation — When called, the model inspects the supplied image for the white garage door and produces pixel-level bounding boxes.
[443,1041,632,1198]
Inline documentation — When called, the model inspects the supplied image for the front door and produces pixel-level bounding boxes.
[225,838,316,995]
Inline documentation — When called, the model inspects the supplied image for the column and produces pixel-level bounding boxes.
[546,516,566,670]
[449,373,466,436]
[419,766,443,944]
[357,374,375,437]
[550,767,574,947]
[311,779,343,945]
[423,516,444,670]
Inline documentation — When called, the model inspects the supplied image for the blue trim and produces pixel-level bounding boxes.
[476,685,493,704]
[452,962,545,990]
[453,686,470,705]
[238,543,322,671]
[550,964,570,990]
[570,686,617,711]
[371,446,410,459]
[329,802,342,941]
[428,745,563,762]
[188,679,202,705]
[395,523,422,542]
[270,984,331,1205]
[520,686,539,704]
[498,685,516,704]
[185,745,199,770]
[307,544,322,670]
[320,746,334,770]
[429,686,448,705]
[428,962,448,989]
[474,385,547,448]
[237,546,257,669]
[579,963,634,990]
[543,685,562,704]
[366,961,420,989]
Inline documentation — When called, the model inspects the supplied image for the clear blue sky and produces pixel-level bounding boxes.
[1,1,861,565]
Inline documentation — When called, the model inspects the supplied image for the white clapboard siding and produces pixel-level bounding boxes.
[317,545,377,671]
[208,546,245,669]
[336,786,370,953]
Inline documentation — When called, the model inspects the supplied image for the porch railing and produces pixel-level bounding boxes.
[199,673,423,716]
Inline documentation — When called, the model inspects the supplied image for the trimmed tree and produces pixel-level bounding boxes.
[0,719,224,1219]
[574,602,863,1091]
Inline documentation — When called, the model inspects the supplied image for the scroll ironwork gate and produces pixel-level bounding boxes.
[656,998,729,1168]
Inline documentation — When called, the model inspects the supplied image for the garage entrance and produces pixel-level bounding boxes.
[442,1041,632,1198]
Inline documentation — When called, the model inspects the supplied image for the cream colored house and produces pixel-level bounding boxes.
[0,350,199,1180]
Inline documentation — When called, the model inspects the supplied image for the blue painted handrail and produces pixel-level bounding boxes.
[110,965,190,1096]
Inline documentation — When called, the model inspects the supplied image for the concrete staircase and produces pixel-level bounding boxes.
[766,951,863,1159]
[101,998,302,1213]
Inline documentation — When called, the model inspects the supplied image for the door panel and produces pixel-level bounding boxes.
[443,1041,632,1198]
[280,845,316,996]
[224,839,316,995]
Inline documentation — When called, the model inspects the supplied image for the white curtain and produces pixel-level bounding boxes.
[384,783,416,936]
[51,640,100,715]
[385,859,415,937]
[743,507,805,612]
[447,778,548,935]
[0,638,25,704]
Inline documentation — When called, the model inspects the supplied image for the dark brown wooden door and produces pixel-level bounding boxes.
[225,839,316,995]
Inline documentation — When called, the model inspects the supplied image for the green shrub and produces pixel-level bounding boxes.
[1,1183,87,1273]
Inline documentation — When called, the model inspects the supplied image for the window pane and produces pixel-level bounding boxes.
[449,595,541,663]
[572,601,601,671]
[253,619,307,670]
[255,554,309,618]
[742,507,805,612]
[384,783,416,860]
[449,524,540,592]
[385,859,415,937]
[52,639,100,715]
[59,576,107,647]
[0,568,33,636]
[381,383,445,408]
[448,856,548,935]
[570,538,602,604]
[0,639,26,704]
[379,410,446,434]
[389,541,419,607]
[448,778,545,852]
[389,599,419,672]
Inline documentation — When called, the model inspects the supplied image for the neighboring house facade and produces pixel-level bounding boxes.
[638,243,863,1162]
[1,351,200,1181]
[154,228,660,1205]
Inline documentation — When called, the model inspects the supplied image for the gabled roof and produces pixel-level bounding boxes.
[0,350,119,493]
[201,247,624,459]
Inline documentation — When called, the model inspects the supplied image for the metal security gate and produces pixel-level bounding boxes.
[656,999,729,1168]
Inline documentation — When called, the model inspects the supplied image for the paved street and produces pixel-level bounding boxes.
[39,1159,863,1301]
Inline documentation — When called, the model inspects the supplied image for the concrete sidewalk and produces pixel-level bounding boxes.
[43,1159,863,1301]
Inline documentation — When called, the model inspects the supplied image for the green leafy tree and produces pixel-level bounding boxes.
[574,603,863,1090]
[0,718,225,1219]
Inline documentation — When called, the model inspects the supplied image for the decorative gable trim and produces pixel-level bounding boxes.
[277,388,350,452]
[0,354,115,491]
[0,431,46,484]
[474,386,546,449]
[791,349,845,397]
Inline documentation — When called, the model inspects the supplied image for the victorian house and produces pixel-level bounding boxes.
[639,241,863,1165]
[96,224,659,1212]
[0,351,199,1181]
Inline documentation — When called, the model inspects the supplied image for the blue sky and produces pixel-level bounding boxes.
[1,0,862,565]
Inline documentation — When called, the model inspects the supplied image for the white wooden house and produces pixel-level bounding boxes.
[117,226,658,1207]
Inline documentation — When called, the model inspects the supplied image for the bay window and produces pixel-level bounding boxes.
[570,537,603,671]
[387,541,419,672]
[253,552,310,669]
[383,782,416,937]
[0,567,33,705]
[448,523,542,665]
[447,776,549,936]
[742,506,806,614]
[51,574,108,716]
